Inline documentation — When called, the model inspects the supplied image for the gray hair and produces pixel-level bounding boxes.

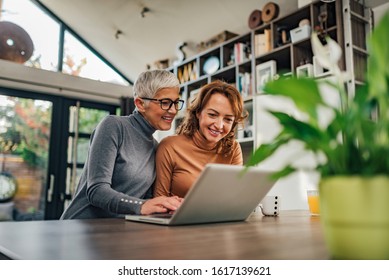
[133,69,180,99]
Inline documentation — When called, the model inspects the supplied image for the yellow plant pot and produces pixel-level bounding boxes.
[319,176,389,259]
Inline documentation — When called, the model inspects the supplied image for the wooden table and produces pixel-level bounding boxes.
[0,211,329,260]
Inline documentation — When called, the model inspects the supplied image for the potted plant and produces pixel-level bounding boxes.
[246,11,389,259]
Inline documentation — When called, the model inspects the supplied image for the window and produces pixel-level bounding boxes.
[63,31,129,85]
[0,94,52,220]
[0,0,130,86]
[0,89,119,221]
[1,0,60,71]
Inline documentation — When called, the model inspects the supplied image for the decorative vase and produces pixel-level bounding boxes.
[319,176,389,259]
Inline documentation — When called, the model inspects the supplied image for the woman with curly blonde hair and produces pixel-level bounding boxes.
[154,80,248,198]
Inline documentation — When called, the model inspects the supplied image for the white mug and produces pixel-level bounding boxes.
[259,195,280,216]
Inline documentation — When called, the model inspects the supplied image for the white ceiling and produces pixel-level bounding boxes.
[38,0,388,84]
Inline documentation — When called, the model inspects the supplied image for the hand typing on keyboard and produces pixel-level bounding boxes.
[140,195,183,215]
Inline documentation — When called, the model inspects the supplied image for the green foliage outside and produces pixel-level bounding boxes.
[0,96,110,168]
[78,107,110,134]
[0,97,51,169]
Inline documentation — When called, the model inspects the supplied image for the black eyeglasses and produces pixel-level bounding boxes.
[142,98,185,111]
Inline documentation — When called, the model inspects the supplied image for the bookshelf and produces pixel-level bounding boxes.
[161,0,372,163]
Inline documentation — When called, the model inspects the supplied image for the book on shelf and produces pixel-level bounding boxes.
[237,72,252,98]
[182,65,190,82]
[254,29,271,57]
[178,61,198,84]
[234,42,247,64]
[190,62,198,81]
[177,68,184,83]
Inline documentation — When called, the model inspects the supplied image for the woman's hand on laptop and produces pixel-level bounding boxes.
[141,196,183,215]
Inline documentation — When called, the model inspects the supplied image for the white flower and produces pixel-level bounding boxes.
[311,32,342,77]
[311,32,351,110]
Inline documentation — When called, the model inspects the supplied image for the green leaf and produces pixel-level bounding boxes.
[245,134,290,168]
[367,12,389,100]
[270,166,296,180]
[264,76,325,124]
[268,111,328,150]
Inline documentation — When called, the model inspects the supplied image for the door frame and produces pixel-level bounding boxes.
[0,87,118,220]
[49,98,117,219]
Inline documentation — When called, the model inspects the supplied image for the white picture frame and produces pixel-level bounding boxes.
[296,63,313,77]
[255,60,277,94]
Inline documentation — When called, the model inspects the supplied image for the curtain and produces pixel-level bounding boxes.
[120,97,135,116]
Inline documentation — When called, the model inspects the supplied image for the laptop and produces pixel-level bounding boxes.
[125,163,276,226]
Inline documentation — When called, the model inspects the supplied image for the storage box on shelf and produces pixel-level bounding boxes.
[290,25,311,43]
[254,27,272,57]
[196,30,238,53]
[272,5,311,48]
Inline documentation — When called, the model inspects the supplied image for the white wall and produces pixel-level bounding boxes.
[254,94,317,210]
[254,77,340,210]
[373,2,389,25]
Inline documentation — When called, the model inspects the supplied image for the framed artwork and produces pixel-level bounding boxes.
[296,63,314,77]
[256,60,277,94]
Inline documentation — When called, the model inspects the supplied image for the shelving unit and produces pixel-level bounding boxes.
[161,0,371,163]
[342,0,373,96]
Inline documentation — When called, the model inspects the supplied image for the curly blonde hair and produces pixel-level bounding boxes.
[176,80,248,155]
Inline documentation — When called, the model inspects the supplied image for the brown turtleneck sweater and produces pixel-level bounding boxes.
[154,131,243,198]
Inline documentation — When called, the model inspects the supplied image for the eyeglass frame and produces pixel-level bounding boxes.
[141,97,185,111]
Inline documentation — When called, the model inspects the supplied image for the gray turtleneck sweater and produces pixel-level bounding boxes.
[60,110,157,219]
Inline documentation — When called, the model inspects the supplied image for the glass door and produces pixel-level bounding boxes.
[0,88,55,221]
[0,87,118,221]
[52,100,117,218]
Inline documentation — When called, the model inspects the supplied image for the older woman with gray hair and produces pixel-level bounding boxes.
[61,69,184,219]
